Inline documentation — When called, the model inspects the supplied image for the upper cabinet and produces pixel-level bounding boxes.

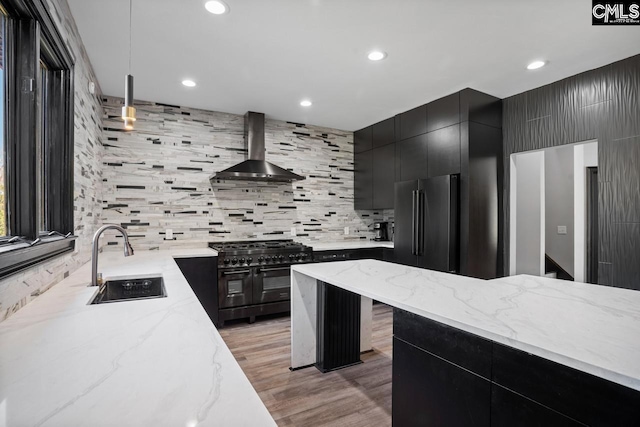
[372,118,395,148]
[427,124,461,177]
[372,144,396,209]
[397,133,428,181]
[354,126,373,153]
[427,93,460,132]
[354,149,373,210]
[399,105,428,140]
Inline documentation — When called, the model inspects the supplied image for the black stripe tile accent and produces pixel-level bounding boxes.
[116,185,146,189]
[228,213,244,217]
[152,165,164,169]
[177,166,203,171]
[107,162,123,167]
[209,222,223,225]
[278,206,297,209]
[182,140,191,144]
[171,186,197,191]
[176,211,198,214]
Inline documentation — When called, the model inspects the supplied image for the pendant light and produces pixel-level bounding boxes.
[122,0,136,130]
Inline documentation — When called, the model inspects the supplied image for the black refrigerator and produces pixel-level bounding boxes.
[394,175,459,272]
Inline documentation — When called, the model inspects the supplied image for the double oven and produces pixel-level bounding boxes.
[210,240,313,326]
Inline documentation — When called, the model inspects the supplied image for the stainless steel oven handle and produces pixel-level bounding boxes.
[257,266,291,273]
[221,270,251,276]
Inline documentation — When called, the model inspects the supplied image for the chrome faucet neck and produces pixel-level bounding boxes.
[91,224,134,286]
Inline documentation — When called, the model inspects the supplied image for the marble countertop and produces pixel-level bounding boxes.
[292,260,640,391]
[0,249,275,427]
[309,240,394,251]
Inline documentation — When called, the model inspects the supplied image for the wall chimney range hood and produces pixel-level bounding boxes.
[210,112,305,183]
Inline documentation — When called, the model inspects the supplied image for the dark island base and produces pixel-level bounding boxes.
[392,308,640,427]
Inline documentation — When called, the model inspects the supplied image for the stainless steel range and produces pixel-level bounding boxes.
[208,239,313,327]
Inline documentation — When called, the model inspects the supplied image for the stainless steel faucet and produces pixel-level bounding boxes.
[91,224,134,286]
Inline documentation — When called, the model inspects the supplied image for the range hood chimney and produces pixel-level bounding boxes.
[210,112,305,183]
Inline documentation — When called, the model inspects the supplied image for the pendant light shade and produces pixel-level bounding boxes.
[122,74,136,130]
[122,0,135,131]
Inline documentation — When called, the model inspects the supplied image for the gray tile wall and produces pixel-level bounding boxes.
[503,54,640,289]
[101,96,393,250]
[0,0,104,321]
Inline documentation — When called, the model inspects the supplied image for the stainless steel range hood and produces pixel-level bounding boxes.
[210,112,305,183]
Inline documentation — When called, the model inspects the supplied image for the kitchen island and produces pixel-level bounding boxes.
[0,249,276,427]
[291,259,640,425]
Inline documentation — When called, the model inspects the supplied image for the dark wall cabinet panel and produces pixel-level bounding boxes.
[399,104,428,140]
[354,149,373,209]
[427,124,461,177]
[354,126,372,153]
[462,122,502,279]
[491,384,582,427]
[502,54,640,289]
[461,88,503,128]
[427,93,460,132]
[397,133,428,181]
[372,117,395,148]
[393,337,491,427]
[394,308,491,378]
[372,144,395,209]
[492,342,640,426]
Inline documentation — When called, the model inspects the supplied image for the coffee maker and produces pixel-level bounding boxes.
[373,222,390,241]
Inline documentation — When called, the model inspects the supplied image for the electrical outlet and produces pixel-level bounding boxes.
[165,228,174,240]
[557,225,567,235]
[290,227,297,236]
[344,226,350,235]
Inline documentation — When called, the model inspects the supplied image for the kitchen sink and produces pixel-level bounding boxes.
[90,275,167,304]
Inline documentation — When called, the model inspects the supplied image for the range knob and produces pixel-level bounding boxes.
[289,254,295,260]
[295,254,301,260]
[265,256,271,262]
[231,258,238,265]
[223,259,230,265]
[239,258,245,264]
[279,255,284,260]
[301,253,307,260]
[258,256,264,263]
[247,257,253,264]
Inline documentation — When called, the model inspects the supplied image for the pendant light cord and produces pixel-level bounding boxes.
[128,0,132,74]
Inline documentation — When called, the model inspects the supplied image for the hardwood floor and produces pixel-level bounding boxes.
[219,304,393,426]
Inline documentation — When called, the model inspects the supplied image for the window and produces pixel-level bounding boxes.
[0,0,75,278]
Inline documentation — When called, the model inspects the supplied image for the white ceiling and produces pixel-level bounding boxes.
[67,0,640,131]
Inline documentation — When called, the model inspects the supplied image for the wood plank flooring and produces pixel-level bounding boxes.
[219,304,393,426]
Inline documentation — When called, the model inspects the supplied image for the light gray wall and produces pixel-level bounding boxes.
[515,151,544,275]
[545,146,574,276]
[100,96,393,250]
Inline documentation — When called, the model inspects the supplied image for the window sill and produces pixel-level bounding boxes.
[0,236,77,280]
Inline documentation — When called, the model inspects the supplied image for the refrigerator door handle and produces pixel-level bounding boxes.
[417,190,425,256]
[411,190,417,255]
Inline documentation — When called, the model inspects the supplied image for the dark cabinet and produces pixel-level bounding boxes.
[354,149,373,209]
[372,117,395,148]
[491,384,582,427]
[427,92,460,132]
[393,336,491,427]
[372,144,395,208]
[354,126,372,153]
[399,104,427,140]
[427,124,461,177]
[397,133,427,181]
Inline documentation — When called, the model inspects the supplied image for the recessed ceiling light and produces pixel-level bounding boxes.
[182,80,197,87]
[204,0,229,14]
[300,100,312,107]
[368,51,387,61]
[527,60,546,70]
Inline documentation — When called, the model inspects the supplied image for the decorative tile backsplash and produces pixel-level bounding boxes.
[0,0,104,321]
[101,96,393,250]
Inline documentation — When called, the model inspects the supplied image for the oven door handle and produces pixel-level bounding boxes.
[221,270,251,276]
[257,266,291,273]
